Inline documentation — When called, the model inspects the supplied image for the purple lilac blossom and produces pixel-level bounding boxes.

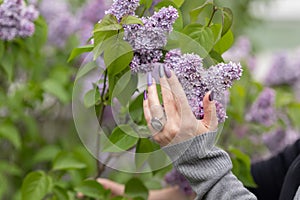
[246,88,277,126]
[264,52,300,86]
[39,0,78,48]
[263,128,300,155]
[165,169,194,196]
[164,49,242,122]
[0,0,39,41]
[105,0,140,21]
[124,6,178,73]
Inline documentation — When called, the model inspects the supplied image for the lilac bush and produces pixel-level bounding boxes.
[0,0,39,41]
[246,88,277,126]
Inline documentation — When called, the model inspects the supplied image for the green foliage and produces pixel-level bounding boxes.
[0,0,275,199]
[21,171,53,200]
[229,148,257,187]
[125,178,149,200]
[74,180,109,199]
[103,125,139,152]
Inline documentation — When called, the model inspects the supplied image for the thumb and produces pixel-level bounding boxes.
[202,91,218,130]
[97,178,125,196]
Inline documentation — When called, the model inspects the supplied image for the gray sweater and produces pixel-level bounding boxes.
[163,131,257,200]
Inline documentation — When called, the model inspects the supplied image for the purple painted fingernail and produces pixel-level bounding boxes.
[144,90,148,100]
[164,65,172,78]
[209,90,214,101]
[147,73,152,86]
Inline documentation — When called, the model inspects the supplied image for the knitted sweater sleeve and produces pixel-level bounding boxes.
[162,131,257,200]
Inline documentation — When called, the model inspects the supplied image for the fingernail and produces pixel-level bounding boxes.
[164,65,172,78]
[159,65,165,78]
[147,73,152,86]
[209,90,214,101]
[144,90,148,100]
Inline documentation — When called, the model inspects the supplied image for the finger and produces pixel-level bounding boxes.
[143,90,151,123]
[159,65,177,120]
[164,67,194,118]
[202,91,218,130]
[147,73,165,120]
[97,178,124,196]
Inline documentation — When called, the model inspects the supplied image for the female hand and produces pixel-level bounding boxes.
[143,65,218,146]
[96,178,195,200]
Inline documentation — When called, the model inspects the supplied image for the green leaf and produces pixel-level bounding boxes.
[42,79,69,103]
[21,171,52,200]
[166,31,208,58]
[189,2,211,23]
[1,50,14,81]
[113,73,138,106]
[129,93,145,124]
[104,37,133,76]
[209,50,224,63]
[74,180,106,199]
[32,145,61,164]
[139,0,153,9]
[0,161,22,176]
[94,14,122,32]
[171,0,184,7]
[214,29,234,54]
[68,45,93,62]
[182,24,214,53]
[125,178,148,200]
[210,24,222,44]
[221,7,233,36]
[102,125,139,152]
[84,87,100,108]
[52,152,87,171]
[53,186,70,200]
[121,15,144,25]
[135,138,155,169]
[229,148,257,187]
[75,61,99,81]
[0,123,21,149]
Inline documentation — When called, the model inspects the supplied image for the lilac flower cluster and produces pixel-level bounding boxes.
[263,128,300,155]
[0,0,39,41]
[246,88,277,126]
[124,6,178,73]
[264,52,300,86]
[105,0,140,21]
[164,49,242,122]
[38,0,78,48]
[164,169,194,196]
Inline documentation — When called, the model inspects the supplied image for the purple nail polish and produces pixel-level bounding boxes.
[147,73,152,86]
[164,66,172,78]
[144,90,148,100]
[209,91,214,101]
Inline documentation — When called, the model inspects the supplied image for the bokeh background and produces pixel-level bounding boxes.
[1,0,300,199]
